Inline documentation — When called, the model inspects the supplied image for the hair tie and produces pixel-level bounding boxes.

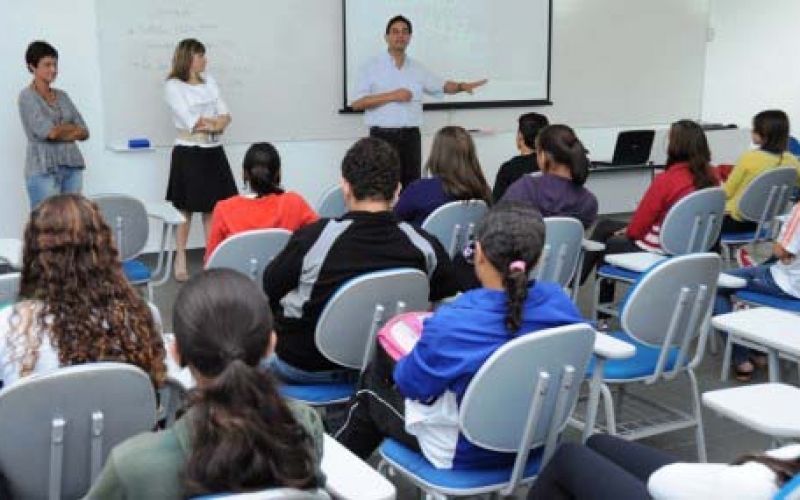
[509,260,526,273]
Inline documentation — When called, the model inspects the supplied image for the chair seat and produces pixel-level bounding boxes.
[597,264,641,282]
[720,228,771,244]
[702,383,800,438]
[735,290,800,312]
[379,439,542,491]
[279,382,355,404]
[604,252,666,273]
[587,331,681,380]
[122,259,152,283]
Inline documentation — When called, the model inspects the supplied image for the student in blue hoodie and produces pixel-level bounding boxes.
[335,202,587,469]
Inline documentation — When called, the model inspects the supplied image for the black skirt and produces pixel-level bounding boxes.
[166,145,237,213]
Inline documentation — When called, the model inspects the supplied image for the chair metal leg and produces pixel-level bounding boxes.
[708,327,719,355]
[721,335,733,382]
[600,383,617,435]
[687,369,707,462]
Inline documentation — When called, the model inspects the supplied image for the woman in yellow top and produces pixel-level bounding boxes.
[723,109,800,233]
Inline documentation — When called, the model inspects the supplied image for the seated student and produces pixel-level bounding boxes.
[723,110,800,245]
[0,194,165,388]
[527,434,800,500]
[501,124,598,229]
[335,203,586,469]
[204,142,318,262]
[394,126,492,226]
[263,138,461,385]
[86,269,324,499]
[581,120,719,318]
[716,200,800,380]
[492,112,549,202]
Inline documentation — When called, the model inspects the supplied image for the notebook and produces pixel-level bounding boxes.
[592,129,655,167]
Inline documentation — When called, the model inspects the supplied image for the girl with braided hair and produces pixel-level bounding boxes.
[0,193,166,387]
[87,269,324,498]
[336,202,586,470]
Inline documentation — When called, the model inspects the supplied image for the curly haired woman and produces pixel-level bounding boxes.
[0,194,166,388]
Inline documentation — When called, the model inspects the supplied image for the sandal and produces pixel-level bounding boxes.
[734,360,754,382]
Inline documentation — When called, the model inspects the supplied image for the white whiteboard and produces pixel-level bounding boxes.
[344,0,551,106]
[95,0,709,148]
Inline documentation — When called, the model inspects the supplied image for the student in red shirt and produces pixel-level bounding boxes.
[204,143,318,262]
[582,120,719,318]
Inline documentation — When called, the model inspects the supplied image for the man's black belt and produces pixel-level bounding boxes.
[370,126,419,135]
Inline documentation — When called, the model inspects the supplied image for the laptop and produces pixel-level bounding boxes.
[592,130,655,167]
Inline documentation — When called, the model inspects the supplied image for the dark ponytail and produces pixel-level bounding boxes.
[536,125,591,186]
[174,270,319,497]
[243,142,284,197]
[475,202,546,334]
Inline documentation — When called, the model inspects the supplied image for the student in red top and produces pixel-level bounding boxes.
[204,142,318,262]
[581,120,720,318]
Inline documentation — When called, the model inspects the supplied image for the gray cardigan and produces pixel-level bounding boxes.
[18,86,88,177]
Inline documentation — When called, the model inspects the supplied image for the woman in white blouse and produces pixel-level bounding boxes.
[164,38,237,282]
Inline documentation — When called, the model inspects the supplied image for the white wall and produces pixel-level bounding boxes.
[1,0,722,250]
[703,0,800,129]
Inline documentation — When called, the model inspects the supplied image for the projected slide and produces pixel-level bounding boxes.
[344,0,551,109]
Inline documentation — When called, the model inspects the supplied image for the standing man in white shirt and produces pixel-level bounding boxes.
[351,15,487,188]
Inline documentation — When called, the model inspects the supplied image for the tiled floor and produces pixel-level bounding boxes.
[147,248,791,499]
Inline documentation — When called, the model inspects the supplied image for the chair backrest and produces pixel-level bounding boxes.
[205,228,292,282]
[0,272,20,305]
[316,268,429,370]
[660,187,725,255]
[621,253,720,380]
[459,324,596,495]
[316,185,347,219]
[0,237,23,269]
[421,200,489,257]
[737,166,797,228]
[0,363,157,499]
[536,217,584,287]
[193,488,331,499]
[91,194,149,260]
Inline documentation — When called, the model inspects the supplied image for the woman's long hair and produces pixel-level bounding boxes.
[425,126,492,204]
[167,38,205,82]
[475,202,546,333]
[10,194,166,385]
[175,269,319,497]
[666,120,717,190]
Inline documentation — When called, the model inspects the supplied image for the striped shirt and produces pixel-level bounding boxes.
[263,211,460,371]
[770,202,800,297]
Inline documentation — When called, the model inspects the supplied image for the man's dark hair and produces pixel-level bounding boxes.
[518,112,549,150]
[25,41,58,72]
[386,15,412,34]
[341,138,401,202]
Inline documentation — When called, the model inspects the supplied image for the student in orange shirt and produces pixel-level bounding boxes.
[204,142,318,262]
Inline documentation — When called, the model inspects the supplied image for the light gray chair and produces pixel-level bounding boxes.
[205,228,292,282]
[0,237,22,269]
[316,185,347,219]
[537,217,585,299]
[593,187,725,319]
[720,166,798,264]
[0,272,20,305]
[280,268,430,406]
[576,253,720,461]
[0,362,158,500]
[92,194,154,300]
[378,324,596,498]
[193,488,331,499]
[421,200,489,258]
